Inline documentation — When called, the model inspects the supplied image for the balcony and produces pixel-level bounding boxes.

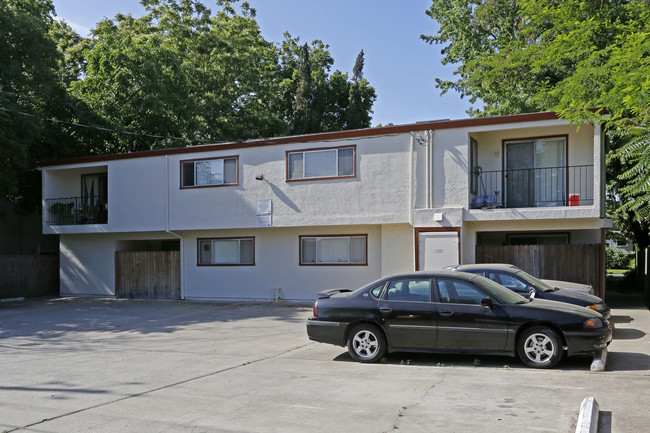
[470,165,594,209]
[46,196,108,225]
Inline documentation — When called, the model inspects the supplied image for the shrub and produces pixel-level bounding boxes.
[606,247,632,269]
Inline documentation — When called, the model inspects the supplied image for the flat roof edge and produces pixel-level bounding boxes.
[39,111,566,167]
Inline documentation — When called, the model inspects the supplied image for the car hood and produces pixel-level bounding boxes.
[516,298,602,318]
[541,278,592,293]
[543,288,603,306]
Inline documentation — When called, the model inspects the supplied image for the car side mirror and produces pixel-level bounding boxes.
[480,297,494,308]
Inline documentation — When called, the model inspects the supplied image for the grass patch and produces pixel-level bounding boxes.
[607,269,629,275]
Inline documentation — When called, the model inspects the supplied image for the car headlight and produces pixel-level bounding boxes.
[584,318,603,328]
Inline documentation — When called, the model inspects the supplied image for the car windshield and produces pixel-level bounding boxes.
[472,275,528,304]
[515,270,555,292]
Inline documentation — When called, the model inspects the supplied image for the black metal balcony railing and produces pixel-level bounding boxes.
[470,165,594,209]
[46,196,108,225]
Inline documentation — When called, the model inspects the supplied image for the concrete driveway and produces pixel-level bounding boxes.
[1,297,649,433]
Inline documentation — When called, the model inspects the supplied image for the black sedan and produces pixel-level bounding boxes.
[306,271,612,368]
[445,264,610,319]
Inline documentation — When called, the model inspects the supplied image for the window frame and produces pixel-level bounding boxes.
[502,134,568,207]
[180,156,239,189]
[286,145,356,182]
[469,137,478,195]
[383,278,432,303]
[434,278,488,305]
[299,234,368,266]
[197,237,255,266]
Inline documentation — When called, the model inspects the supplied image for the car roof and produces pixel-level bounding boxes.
[376,270,480,282]
[447,263,521,272]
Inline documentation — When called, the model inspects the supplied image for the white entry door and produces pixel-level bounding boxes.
[417,231,460,271]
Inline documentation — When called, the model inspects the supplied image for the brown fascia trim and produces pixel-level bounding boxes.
[38,110,578,168]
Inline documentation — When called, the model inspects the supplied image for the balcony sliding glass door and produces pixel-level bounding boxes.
[505,137,566,208]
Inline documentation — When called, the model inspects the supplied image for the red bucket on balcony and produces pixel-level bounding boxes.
[569,194,580,206]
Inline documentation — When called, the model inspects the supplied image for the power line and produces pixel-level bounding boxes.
[0,106,211,144]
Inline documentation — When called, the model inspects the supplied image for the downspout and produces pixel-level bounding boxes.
[165,155,185,300]
[597,122,606,220]
[424,131,430,209]
[426,130,434,209]
[408,134,414,225]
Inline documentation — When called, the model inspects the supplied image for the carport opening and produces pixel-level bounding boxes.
[115,240,181,300]
[116,239,180,252]
[475,230,602,297]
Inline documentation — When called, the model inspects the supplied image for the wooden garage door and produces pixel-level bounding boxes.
[115,251,180,299]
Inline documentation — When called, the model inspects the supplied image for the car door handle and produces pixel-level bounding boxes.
[440,310,454,317]
[379,307,393,314]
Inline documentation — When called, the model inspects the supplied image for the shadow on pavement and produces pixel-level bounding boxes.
[0,297,311,341]
[612,327,645,340]
[332,350,599,371]
[606,352,650,371]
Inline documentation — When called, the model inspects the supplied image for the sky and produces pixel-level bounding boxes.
[51,0,474,127]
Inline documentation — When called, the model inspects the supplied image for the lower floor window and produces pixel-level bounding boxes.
[198,238,254,265]
[300,235,367,265]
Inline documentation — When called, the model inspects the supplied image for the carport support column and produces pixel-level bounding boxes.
[165,154,185,300]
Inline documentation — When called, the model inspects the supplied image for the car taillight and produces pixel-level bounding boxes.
[313,302,318,318]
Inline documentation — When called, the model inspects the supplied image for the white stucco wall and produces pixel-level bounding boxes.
[59,224,414,301]
[168,134,414,230]
[59,232,180,297]
[44,133,417,234]
[182,224,415,301]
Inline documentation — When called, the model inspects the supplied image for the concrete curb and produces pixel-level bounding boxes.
[575,397,599,433]
[590,348,608,371]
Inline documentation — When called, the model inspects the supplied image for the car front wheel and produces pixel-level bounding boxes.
[517,326,563,368]
[347,324,386,363]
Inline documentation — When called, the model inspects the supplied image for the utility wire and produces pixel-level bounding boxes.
[0,106,212,144]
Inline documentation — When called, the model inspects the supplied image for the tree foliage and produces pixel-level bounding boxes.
[69,0,285,153]
[0,0,85,210]
[66,0,376,152]
[275,35,376,134]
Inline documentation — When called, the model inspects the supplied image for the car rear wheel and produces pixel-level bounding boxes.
[517,326,562,368]
[347,324,386,363]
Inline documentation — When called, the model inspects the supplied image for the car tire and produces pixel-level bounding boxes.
[517,326,563,369]
[347,324,387,363]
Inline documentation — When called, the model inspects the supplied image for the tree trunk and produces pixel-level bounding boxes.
[637,249,646,282]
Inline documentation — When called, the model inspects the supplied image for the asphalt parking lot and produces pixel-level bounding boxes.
[1,296,649,433]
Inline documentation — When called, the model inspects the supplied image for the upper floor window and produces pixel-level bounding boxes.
[181,156,238,188]
[198,237,254,266]
[300,234,367,265]
[287,146,355,181]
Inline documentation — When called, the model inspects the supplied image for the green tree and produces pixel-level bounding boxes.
[0,0,84,210]
[346,49,375,130]
[68,1,377,151]
[276,35,376,133]
[70,0,284,153]
[352,48,364,81]
[293,43,318,134]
